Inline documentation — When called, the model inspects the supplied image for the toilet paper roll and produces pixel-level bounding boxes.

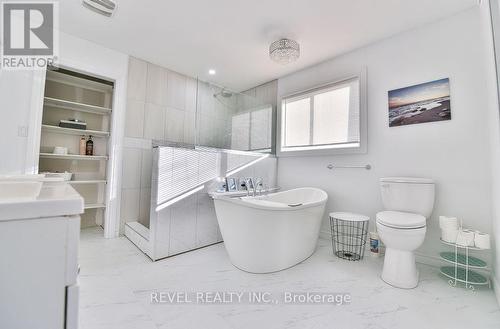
[474,232,491,250]
[439,216,458,230]
[456,229,475,247]
[441,228,458,243]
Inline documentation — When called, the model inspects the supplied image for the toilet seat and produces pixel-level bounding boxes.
[376,211,425,229]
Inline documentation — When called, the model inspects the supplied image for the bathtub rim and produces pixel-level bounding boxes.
[213,187,328,211]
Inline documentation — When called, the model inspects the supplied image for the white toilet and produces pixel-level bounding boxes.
[376,177,435,289]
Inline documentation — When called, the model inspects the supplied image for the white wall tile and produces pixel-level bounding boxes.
[169,195,197,254]
[166,70,187,110]
[124,99,145,138]
[153,207,171,259]
[195,193,219,247]
[123,137,152,149]
[143,103,165,140]
[146,63,166,105]
[127,57,147,101]
[139,187,151,228]
[122,148,142,189]
[184,112,196,144]
[121,188,140,222]
[140,149,153,188]
[165,108,185,143]
[185,77,197,112]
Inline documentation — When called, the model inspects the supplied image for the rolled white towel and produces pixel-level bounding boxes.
[456,229,475,247]
[474,232,491,249]
[439,216,458,230]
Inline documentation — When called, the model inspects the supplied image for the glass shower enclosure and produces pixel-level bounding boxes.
[141,79,278,260]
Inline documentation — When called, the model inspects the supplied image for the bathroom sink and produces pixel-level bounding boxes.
[0,181,43,202]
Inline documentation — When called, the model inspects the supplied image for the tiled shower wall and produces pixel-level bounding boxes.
[121,57,198,232]
[120,56,278,233]
[149,146,278,260]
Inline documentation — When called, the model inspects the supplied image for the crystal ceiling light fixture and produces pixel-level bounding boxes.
[269,38,300,64]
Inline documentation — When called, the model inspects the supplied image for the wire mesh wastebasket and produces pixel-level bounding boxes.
[330,212,370,261]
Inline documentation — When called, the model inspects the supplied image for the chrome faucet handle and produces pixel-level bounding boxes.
[239,178,247,191]
[255,177,264,195]
[245,178,255,196]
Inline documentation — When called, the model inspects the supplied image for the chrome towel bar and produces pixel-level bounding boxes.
[327,164,371,170]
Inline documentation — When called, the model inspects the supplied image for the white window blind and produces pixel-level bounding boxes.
[156,147,218,205]
[280,77,360,153]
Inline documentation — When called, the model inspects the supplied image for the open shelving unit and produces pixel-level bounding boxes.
[439,239,490,290]
[38,67,114,229]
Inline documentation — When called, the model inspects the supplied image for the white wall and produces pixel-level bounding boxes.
[487,0,500,304]
[0,31,129,238]
[0,69,39,174]
[277,5,498,261]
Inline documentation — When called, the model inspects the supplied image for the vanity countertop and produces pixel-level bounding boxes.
[0,182,84,221]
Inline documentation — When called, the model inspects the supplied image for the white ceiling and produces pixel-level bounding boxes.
[58,0,478,91]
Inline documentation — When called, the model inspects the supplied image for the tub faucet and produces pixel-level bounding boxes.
[255,178,264,196]
[245,178,255,196]
[239,178,248,194]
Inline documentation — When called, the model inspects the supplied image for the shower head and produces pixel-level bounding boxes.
[214,89,233,98]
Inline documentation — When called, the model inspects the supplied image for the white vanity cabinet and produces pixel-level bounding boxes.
[0,183,84,329]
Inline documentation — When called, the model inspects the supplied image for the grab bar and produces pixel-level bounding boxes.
[327,164,371,170]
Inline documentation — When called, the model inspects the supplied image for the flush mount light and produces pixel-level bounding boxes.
[269,38,300,64]
[208,69,216,75]
[82,0,116,17]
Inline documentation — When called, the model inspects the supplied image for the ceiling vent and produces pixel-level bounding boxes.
[82,0,116,17]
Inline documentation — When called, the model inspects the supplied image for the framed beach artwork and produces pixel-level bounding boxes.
[388,78,451,127]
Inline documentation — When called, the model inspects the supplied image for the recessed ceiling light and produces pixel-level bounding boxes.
[208,69,216,75]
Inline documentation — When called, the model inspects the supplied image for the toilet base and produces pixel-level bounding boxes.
[381,248,419,289]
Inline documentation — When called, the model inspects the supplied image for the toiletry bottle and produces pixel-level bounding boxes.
[86,135,94,156]
[79,136,86,155]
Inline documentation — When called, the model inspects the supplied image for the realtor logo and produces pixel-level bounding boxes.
[1,1,58,69]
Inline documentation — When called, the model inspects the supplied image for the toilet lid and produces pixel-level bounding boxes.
[376,211,426,229]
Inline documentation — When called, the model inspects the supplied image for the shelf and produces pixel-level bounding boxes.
[39,153,108,161]
[440,266,489,286]
[439,239,482,250]
[46,69,113,93]
[42,124,110,137]
[84,203,106,209]
[44,97,112,115]
[69,180,107,185]
[439,252,487,269]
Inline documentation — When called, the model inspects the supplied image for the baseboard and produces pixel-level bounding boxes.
[321,230,491,273]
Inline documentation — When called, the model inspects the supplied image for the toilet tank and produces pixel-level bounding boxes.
[380,177,435,218]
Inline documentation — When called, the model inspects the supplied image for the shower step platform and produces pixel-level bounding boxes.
[439,252,487,269]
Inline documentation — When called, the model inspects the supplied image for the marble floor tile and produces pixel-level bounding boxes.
[79,227,500,329]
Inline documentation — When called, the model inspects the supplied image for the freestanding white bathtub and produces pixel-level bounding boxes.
[213,187,328,273]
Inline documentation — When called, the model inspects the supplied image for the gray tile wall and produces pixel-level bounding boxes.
[121,57,278,234]
[121,57,198,231]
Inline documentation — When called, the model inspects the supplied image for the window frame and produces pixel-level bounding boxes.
[277,69,367,157]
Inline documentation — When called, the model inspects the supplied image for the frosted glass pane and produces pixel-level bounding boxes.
[284,98,310,147]
[231,113,250,151]
[250,107,272,150]
[313,86,350,145]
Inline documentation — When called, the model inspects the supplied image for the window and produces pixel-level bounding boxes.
[279,75,364,155]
